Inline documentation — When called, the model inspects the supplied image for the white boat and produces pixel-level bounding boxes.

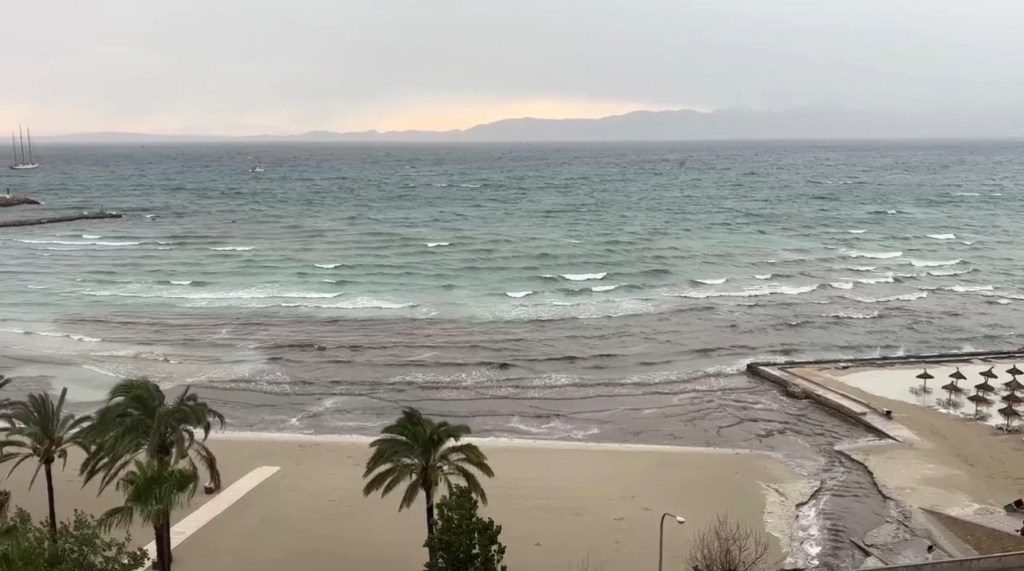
[249,157,264,173]
[9,125,39,170]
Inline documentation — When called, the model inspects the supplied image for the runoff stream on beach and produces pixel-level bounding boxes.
[2,141,1024,568]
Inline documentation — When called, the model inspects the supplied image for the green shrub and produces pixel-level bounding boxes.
[0,508,147,571]
[424,486,507,571]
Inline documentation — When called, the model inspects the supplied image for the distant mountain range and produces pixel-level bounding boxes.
[45,107,1024,143]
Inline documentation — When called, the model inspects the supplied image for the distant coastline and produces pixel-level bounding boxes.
[39,107,1024,143]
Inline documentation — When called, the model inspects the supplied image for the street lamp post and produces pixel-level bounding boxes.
[659,512,686,571]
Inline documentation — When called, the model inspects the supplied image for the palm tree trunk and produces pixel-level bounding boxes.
[425,485,438,567]
[43,461,57,542]
[163,514,173,566]
[153,522,167,571]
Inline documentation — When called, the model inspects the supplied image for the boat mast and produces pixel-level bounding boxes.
[18,124,25,164]
[10,133,15,165]
[26,127,33,164]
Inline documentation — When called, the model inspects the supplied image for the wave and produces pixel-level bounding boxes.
[458,184,481,188]
[505,291,534,298]
[16,239,141,246]
[829,282,854,290]
[81,234,102,239]
[169,280,193,286]
[943,285,993,293]
[845,250,902,259]
[560,272,607,282]
[693,278,727,285]
[314,263,341,269]
[25,285,49,289]
[824,310,879,319]
[954,192,981,196]
[851,291,928,303]
[926,234,956,240]
[995,299,1012,305]
[910,259,961,267]
[753,274,772,280]
[0,328,102,342]
[669,283,819,299]
[927,268,973,276]
[591,285,619,292]
[844,265,877,272]
[425,242,451,248]
[855,275,894,284]
[83,287,344,300]
[210,246,254,251]
[847,229,867,234]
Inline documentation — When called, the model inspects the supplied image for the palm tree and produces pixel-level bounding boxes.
[80,379,224,565]
[0,388,91,541]
[362,408,495,564]
[101,459,198,571]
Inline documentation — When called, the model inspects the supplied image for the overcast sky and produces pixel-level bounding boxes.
[4,0,1023,135]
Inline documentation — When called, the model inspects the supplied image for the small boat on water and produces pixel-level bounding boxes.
[9,125,39,170]
[249,158,264,173]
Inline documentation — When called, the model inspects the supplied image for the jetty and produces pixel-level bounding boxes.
[0,195,41,207]
[0,212,122,228]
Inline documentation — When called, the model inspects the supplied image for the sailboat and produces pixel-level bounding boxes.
[10,125,39,170]
[249,158,264,173]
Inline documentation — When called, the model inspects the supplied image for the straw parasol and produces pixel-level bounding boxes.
[975,370,997,394]
[998,405,1022,429]
[967,392,992,417]
[1007,364,1024,377]
[941,381,965,400]
[949,367,967,382]
[980,367,998,380]
[1002,393,1024,405]
[916,369,934,394]
[1005,377,1024,393]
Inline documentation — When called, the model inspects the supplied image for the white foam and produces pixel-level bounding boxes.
[425,242,451,248]
[210,246,254,251]
[996,299,1012,305]
[944,285,993,293]
[16,239,140,246]
[560,272,607,282]
[314,263,341,269]
[0,328,102,342]
[926,234,956,240]
[829,282,854,290]
[845,250,902,259]
[591,285,619,292]
[844,266,877,272]
[855,275,895,284]
[847,229,867,234]
[824,310,879,319]
[954,192,981,196]
[851,291,928,303]
[754,274,772,280]
[505,291,534,298]
[669,283,819,299]
[25,285,49,289]
[910,259,961,267]
[83,288,344,300]
[169,280,193,286]
[81,234,102,239]
[927,268,972,276]
[693,278,727,285]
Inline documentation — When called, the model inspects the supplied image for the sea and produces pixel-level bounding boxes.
[2,140,1022,567]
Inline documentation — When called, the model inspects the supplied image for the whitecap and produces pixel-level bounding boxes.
[458,183,481,188]
[314,263,341,269]
[560,272,607,281]
[954,192,980,196]
[505,291,534,298]
[927,268,972,276]
[169,280,193,286]
[83,288,344,300]
[425,242,451,248]
[944,285,993,293]
[26,285,49,289]
[753,274,772,280]
[829,282,854,290]
[995,299,1012,305]
[851,291,928,303]
[824,310,879,319]
[844,266,877,272]
[693,278,727,285]
[668,283,819,299]
[81,234,102,239]
[855,276,895,284]
[960,241,974,246]
[591,285,619,292]
[910,259,961,267]
[847,229,867,234]
[210,246,254,251]
[845,250,902,259]
[926,234,956,240]
[1,328,102,342]
[16,239,140,246]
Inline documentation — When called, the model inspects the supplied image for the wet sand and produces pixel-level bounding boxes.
[3,433,810,571]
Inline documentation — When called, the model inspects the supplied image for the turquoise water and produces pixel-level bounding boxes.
[5,140,1021,567]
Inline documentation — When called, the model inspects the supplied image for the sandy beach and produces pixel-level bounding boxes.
[791,361,1024,552]
[3,433,809,570]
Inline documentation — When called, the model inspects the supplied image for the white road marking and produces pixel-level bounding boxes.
[137,465,281,569]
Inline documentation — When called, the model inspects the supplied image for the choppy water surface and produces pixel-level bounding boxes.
[2,141,1022,567]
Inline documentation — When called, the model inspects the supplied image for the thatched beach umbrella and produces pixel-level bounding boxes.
[975,377,997,395]
[1007,364,1024,377]
[950,368,967,382]
[981,367,998,380]
[967,392,992,417]
[1005,377,1024,394]
[916,369,934,394]
[940,381,965,402]
[998,405,1022,429]
[1002,393,1024,406]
